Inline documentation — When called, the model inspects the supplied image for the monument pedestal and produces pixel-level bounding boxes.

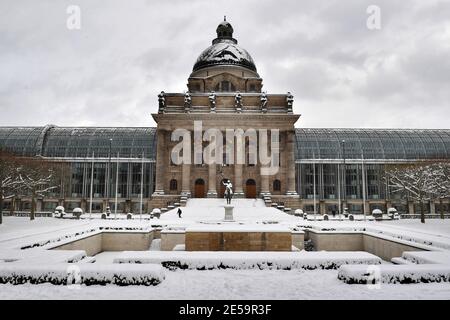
[223,205,234,222]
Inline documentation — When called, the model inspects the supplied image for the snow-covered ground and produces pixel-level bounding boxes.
[1,198,450,300]
[0,269,449,300]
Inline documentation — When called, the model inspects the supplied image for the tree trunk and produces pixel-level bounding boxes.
[440,198,444,219]
[420,199,425,224]
[30,190,36,221]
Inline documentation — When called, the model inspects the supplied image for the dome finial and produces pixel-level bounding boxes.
[216,18,234,41]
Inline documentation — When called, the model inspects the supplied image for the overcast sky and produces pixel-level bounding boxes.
[1,0,449,129]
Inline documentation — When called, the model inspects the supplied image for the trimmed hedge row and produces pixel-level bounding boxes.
[0,263,165,286]
[338,264,450,284]
[114,251,381,271]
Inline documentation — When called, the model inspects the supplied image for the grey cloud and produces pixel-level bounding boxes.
[0,0,449,129]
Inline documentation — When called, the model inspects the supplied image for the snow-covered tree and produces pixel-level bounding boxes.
[385,162,450,223]
[0,150,22,224]
[17,157,59,221]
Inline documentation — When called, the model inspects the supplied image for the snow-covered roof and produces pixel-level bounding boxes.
[193,39,257,72]
[192,20,257,73]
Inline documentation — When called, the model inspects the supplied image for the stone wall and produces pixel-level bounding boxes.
[185,231,292,251]
[308,230,427,261]
[53,231,154,255]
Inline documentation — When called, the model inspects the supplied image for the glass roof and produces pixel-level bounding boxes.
[0,127,157,159]
[295,128,450,160]
[1,126,449,161]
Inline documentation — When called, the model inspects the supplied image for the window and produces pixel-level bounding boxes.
[215,81,236,92]
[169,179,178,191]
[273,179,281,191]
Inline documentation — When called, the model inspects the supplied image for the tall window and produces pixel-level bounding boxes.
[273,179,281,192]
[169,179,178,191]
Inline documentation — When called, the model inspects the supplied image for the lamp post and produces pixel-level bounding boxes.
[312,152,317,221]
[89,151,94,220]
[341,140,346,218]
[140,151,144,221]
[106,138,112,214]
[361,152,367,221]
[114,152,119,220]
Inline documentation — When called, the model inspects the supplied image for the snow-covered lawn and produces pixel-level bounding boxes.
[0,269,449,300]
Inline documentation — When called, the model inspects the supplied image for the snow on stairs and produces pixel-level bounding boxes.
[391,257,415,265]
[78,256,96,263]
[262,194,272,207]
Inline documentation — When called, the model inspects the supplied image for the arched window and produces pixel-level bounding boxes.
[169,179,178,191]
[273,179,281,192]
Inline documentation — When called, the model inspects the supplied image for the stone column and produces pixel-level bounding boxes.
[430,201,436,214]
[207,164,217,197]
[260,165,270,194]
[408,201,415,215]
[386,200,392,209]
[320,200,326,215]
[36,199,43,212]
[286,130,297,195]
[153,129,166,195]
[234,164,244,197]
[181,163,191,196]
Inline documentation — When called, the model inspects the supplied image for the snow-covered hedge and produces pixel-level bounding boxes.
[114,251,381,271]
[0,263,165,286]
[338,264,450,284]
[402,251,450,265]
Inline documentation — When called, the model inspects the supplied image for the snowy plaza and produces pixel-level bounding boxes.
[0,199,450,300]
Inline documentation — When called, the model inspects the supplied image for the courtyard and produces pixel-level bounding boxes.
[0,199,449,300]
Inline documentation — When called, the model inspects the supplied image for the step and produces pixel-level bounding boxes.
[391,257,414,265]
[78,256,96,264]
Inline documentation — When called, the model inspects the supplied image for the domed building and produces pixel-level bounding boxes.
[0,19,449,217]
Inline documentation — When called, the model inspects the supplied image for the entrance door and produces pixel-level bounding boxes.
[245,179,257,198]
[194,179,205,198]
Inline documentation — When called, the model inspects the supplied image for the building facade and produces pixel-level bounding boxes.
[1,20,449,215]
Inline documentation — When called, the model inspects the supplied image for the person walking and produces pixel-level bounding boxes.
[177,208,182,218]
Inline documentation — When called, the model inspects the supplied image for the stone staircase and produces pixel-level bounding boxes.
[261,193,292,214]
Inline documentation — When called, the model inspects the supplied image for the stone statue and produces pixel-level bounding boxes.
[184,92,192,112]
[158,91,166,113]
[223,179,233,204]
[286,91,294,112]
[209,91,216,112]
[260,91,268,113]
[235,91,242,113]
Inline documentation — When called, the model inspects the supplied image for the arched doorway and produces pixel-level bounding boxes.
[219,178,229,198]
[245,179,256,198]
[194,179,205,198]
